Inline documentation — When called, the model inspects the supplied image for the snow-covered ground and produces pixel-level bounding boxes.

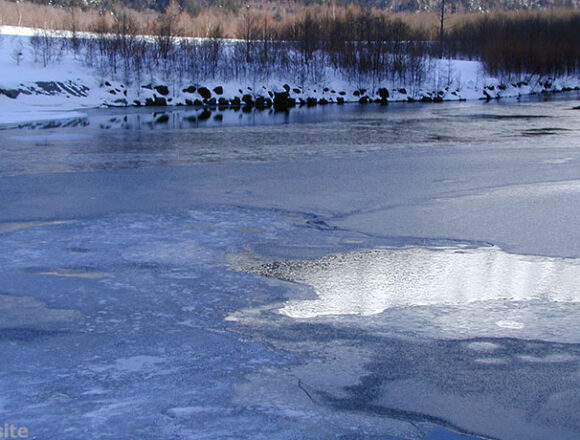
[1,25,579,126]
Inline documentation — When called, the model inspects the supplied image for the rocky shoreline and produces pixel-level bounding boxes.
[2,77,580,115]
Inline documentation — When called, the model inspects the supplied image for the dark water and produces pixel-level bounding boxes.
[1,93,579,176]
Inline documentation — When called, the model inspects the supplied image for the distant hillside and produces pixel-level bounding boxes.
[7,0,579,14]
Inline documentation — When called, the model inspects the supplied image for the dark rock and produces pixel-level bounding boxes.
[323,87,329,92]
[572,106,580,110]
[108,90,117,95]
[420,96,433,103]
[483,90,492,101]
[339,91,346,96]
[198,87,211,99]
[214,114,223,121]
[141,84,153,90]
[230,97,241,106]
[145,95,167,106]
[353,90,360,97]
[238,89,243,94]
[562,87,572,92]
[213,86,224,95]
[336,97,345,105]
[433,96,443,102]
[319,98,329,105]
[306,97,317,106]
[113,98,127,105]
[282,84,290,92]
[378,88,389,99]
[104,81,111,86]
[218,97,229,106]
[155,85,170,96]
[498,84,507,90]
[194,99,203,106]
[242,94,254,106]
[273,92,290,110]
[398,88,407,94]
[268,91,274,98]
[205,97,217,106]
[256,96,272,109]
[133,100,141,106]
[155,114,169,124]
[293,88,301,94]
[183,86,197,94]
[0,89,20,99]
[359,89,367,94]
[185,99,194,106]
[486,85,495,91]
[544,81,552,89]
[36,81,61,94]
[359,96,369,104]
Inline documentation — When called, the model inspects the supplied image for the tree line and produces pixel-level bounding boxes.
[5,0,579,88]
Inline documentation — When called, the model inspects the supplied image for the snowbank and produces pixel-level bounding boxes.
[1,26,579,125]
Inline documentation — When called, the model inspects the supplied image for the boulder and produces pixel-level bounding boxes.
[213,86,224,95]
[183,86,197,94]
[0,89,20,99]
[256,96,272,109]
[198,87,211,99]
[273,91,290,109]
[242,94,254,106]
[154,85,170,96]
[145,95,167,106]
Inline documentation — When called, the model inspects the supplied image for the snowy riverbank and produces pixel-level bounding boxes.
[1,25,580,125]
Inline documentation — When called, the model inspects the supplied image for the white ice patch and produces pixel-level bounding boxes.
[466,342,502,352]
[496,320,525,329]
[517,354,577,363]
[234,245,580,318]
[166,406,229,418]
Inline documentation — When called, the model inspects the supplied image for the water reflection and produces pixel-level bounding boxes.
[238,246,580,318]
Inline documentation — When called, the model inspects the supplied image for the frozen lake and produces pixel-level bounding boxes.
[1,95,580,440]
